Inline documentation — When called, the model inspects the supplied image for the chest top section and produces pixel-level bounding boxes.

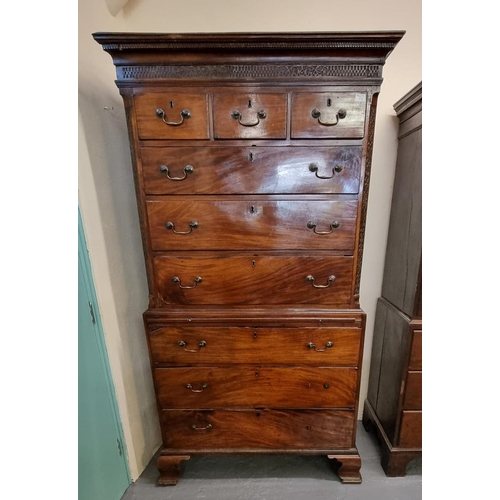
[92,31,405,88]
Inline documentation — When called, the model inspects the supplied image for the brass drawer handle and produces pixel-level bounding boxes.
[307,221,340,235]
[172,276,202,289]
[309,163,344,179]
[307,341,334,352]
[311,108,347,126]
[306,275,336,288]
[156,108,191,126]
[166,220,198,235]
[231,109,267,127]
[186,383,208,393]
[159,164,194,181]
[177,340,207,352]
[191,423,212,431]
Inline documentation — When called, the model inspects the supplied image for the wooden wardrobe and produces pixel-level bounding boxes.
[363,82,422,476]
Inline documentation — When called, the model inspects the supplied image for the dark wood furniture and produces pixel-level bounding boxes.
[362,82,422,476]
[93,31,404,485]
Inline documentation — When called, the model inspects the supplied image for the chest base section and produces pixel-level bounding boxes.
[144,307,365,484]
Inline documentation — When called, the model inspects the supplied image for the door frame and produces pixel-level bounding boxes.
[78,207,131,483]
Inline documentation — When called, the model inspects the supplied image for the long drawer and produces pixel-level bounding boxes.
[160,409,355,451]
[141,146,362,195]
[154,366,357,409]
[153,254,354,306]
[398,410,422,448]
[148,326,361,366]
[147,197,357,251]
[403,371,422,410]
[409,329,422,370]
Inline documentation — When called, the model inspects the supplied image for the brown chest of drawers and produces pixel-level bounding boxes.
[94,31,404,486]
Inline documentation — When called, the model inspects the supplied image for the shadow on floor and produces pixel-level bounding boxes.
[122,422,422,500]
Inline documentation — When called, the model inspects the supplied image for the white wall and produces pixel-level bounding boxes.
[79,0,421,480]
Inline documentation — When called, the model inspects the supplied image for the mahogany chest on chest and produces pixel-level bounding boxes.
[94,31,404,485]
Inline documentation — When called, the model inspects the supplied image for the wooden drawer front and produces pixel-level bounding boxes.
[141,146,362,195]
[213,93,286,139]
[155,367,357,409]
[161,409,355,451]
[403,371,422,410]
[398,411,422,448]
[291,92,367,139]
[153,254,354,306]
[134,92,209,140]
[149,326,362,367]
[147,198,357,251]
[409,329,422,370]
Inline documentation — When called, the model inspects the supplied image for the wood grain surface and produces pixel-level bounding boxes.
[148,325,362,366]
[153,253,354,306]
[213,93,286,139]
[154,366,358,408]
[146,197,357,251]
[408,329,422,370]
[140,146,362,195]
[160,409,355,450]
[134,92,209,140]
[402,371,421,410]
[291,92,367,138]
[398,411,421,447]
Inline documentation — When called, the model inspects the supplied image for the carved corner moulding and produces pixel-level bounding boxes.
[354,94,379,301]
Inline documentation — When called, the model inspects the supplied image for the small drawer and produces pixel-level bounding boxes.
[291,92,367,139]
[140,146,363,195]
[160,409,355,451]
[213,93,286,139]
[403,371,422,410]
[398,411,422,448]
[134,92,209,140]
[409,329,422,370]
[154,367,358,409]
[148,326,362,367]
[146,197,358,251]
[153,254,354,306]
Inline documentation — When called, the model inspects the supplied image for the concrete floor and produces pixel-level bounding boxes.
[121,422,422,500]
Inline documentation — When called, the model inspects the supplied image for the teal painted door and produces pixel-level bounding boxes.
[79,211,130,500]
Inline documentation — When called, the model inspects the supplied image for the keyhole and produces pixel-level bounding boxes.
[169,100,174,108]
[249,152,254,161]
[327,98,332,107]
[255,370,259,376]
[248,99,252,108]
[252,260,256,267]
[253,331,258,338]
[250,205,255,213]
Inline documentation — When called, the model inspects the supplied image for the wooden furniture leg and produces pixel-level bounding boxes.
[157,455,190,486]
[328,454,362,483]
